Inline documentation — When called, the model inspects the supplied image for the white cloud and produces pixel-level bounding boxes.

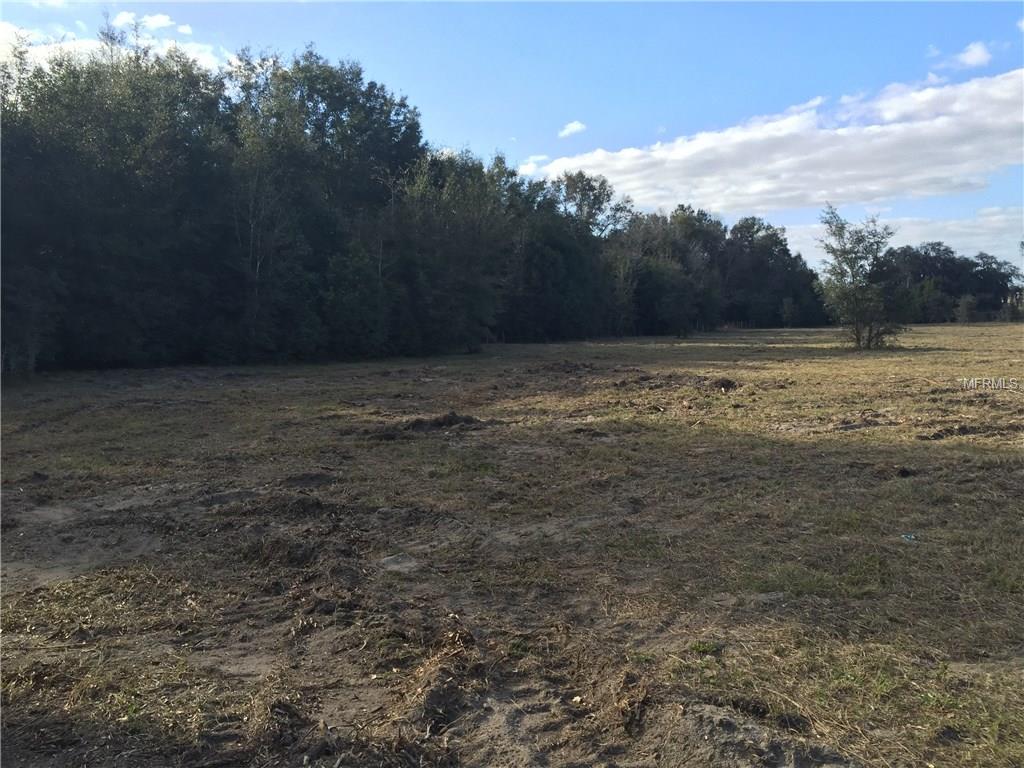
[163,40,229,70]
[785,95,825,113]
[953,41,992,69]
[75,20,88,33]
[141,14,175,31]
[785,207,1024,267]
[517,154,550,175]
[926,44,941,58]
[0,20,42,46]
[558,120,587,139]
[110,12,183,33]
[1018,18,1023,33]
[29,0,67,8]
[0,19,102,64]
[111,11,136,28]
[48,23,78,39]
[0,19,224,71]
[522,69,1024,216]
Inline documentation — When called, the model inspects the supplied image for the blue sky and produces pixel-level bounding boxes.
[3,2,1023,265]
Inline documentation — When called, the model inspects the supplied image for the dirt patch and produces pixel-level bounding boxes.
[0,493,164,588]
[915,421,1024,440]
[277,471,338,489]
[707,376,739,393]
[613,371,742,394]
[366,410,498,440]
[404,411,486,432]
[242,533,319,567]
[215,492,342,520]
[774,410,904,435]
[635,703,851,767]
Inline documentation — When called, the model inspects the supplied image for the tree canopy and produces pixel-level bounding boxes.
[2,38,1019,372]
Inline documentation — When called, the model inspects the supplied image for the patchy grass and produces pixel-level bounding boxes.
[2,325,1022,766]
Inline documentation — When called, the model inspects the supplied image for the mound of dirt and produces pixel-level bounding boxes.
[404,411,483,432]
[527,361,598,375]
[916,423,979,440]
[707,376,739,393]
[242,533,318,567]
[614,371,742,394]
[366,411,495,440]
[402,616,487,739]
[215,492,342,521]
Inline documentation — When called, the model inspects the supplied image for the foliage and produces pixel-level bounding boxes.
[817,205,905,349]
[873,243,1022,325]
[1,40,1017,372]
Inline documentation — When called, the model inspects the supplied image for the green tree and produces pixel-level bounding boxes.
[2,31,232,370]
[817,204,903,349]
[552,171,632,237]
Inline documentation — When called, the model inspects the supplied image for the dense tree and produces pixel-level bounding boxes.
[3,32,232,369]
[718,216,827,328]
[1,39,1018,372]
[871,243,1022,324]
[603,207,826,336]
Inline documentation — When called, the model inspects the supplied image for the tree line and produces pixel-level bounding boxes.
[2,35,1020,371]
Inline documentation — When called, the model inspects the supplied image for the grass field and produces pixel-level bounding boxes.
[2,324,1022,767]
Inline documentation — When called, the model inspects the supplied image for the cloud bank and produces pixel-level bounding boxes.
[521,68,1024,217]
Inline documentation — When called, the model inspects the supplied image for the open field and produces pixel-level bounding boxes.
[2,325,1022,767]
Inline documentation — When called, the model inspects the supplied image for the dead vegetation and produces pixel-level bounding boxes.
[2,325,1022,767]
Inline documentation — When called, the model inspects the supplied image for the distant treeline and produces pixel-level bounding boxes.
[2,35,1020,372]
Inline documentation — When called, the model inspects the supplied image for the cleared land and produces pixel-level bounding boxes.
[2,325,1022,768]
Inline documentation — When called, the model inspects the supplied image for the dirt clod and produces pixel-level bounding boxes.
[244,534,318,567]
[404,411,482,432]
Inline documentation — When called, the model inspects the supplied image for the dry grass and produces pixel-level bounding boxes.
[2,324,1022,767]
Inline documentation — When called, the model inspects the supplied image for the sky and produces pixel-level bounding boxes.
[3,2,1023,267]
